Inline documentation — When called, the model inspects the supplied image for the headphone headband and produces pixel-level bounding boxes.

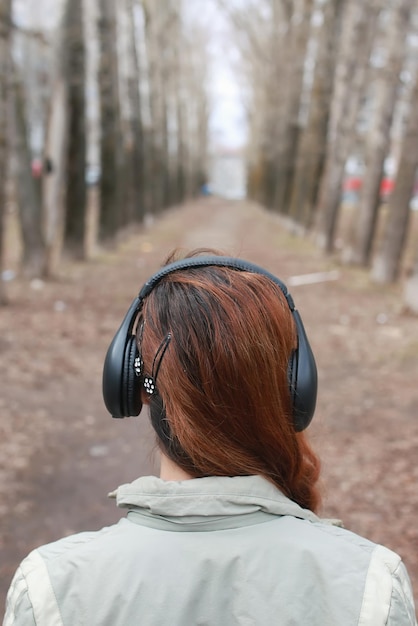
[139,256,294,309]
[102,256,317,431]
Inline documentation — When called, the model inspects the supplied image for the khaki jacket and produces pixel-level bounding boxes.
[3,475,417,625]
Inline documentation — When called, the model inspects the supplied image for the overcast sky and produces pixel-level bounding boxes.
[183,0,247,150]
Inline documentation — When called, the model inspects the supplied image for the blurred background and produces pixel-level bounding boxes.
[1,0,418,615]
[1,0,417,286]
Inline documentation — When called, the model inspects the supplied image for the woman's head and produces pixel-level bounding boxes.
[139,249,321,511]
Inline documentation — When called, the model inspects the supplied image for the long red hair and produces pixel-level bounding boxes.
[140,249,321,512]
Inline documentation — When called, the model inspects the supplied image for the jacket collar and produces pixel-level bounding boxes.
[109,475,321,523]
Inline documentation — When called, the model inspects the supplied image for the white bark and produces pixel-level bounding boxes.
[371,73,418,284]
[315,0,381,252]
[273,0,314,213]
[403,255,418,314]
[42,76,69,276]
[10,65,46,277]
[0,0,11,303]
[345,0,413,266]
[83,0,100,259]
[289,0,343,227]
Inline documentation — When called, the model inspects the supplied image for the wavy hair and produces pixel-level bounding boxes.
[139,249,321,512]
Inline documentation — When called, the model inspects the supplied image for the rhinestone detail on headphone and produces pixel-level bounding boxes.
[134,356,142,376]
[144,377,156,394]
[136,332,172,396]
[134,322,145,378]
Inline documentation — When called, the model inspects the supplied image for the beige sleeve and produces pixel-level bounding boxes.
[3,550,64,626]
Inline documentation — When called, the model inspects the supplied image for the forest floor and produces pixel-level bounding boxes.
[1,197,418,614]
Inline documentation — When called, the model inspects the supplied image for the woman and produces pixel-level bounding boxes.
[4,249,416,625]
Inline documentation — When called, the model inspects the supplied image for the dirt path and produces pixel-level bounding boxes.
[1,198,418,612]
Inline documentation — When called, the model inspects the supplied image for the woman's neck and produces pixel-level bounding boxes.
[159,453,193,481]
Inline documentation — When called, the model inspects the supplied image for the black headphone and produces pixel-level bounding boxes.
[102,256,318,431]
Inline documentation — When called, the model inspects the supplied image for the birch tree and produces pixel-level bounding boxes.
[226,1,284,207]
[183,19,210,198]
[346,0,413,266]
[371,73,418,284]
[315,0,381,252]
[42,3,71,276]
[403,251,418,314]
[0,0,11,304]
[64,0,87,256]
[225,2,273,206]
[173,18,188,204]
[83,0,101,259]
[124,0,146,222]
[142,0,169,213]
[98,0,124,238]
[273,0,314,214]
[11,64,46,277]
[288,0,344,227]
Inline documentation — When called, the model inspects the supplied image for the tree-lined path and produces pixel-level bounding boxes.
[1,198,418,611]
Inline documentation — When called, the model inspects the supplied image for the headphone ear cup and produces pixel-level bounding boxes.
[102,297,142,418]
[290,310,318,432]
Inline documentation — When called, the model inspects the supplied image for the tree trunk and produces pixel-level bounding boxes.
[0,0,11,304]
[262,0,292,210]
[11,65,46,277]
[175,83,188,204]
[371,75,418,284]
[125,0,145,222]
[98,0,124,239]
[184,22,209,199]
[403,252,418,314]
[288,0,343,228]
[142,0,166,213]
[345,0,412,266]
[42,0,81,277]
[273,0,314,214]
[83,0,101,259]
[226,1,282,209]
[42,74,69,277]
[315,0,381,252]
[169,2,184,205]
[64,0,87,256]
